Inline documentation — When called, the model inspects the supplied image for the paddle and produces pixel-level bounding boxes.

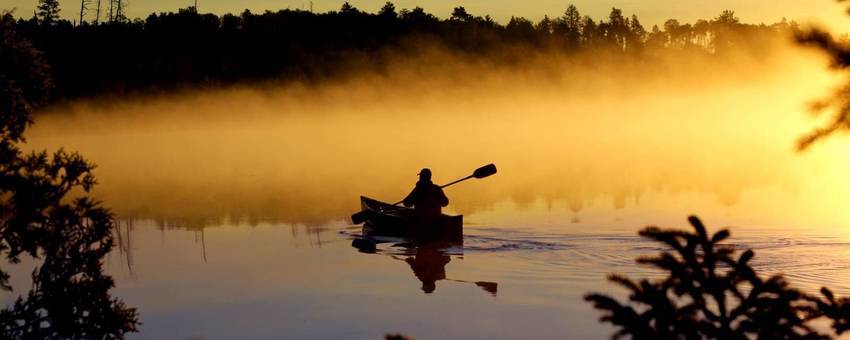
[351,163,497,224]
[447,279,499,296]
[384,253,499,296]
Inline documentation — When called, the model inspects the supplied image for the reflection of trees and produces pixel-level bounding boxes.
[0,14,138,337]
[87,153,791,231]
[108,216,332,271]
[1,201,139,338]
[114,220,135,275]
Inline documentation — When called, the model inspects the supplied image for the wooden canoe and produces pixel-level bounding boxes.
[358,196,463,241]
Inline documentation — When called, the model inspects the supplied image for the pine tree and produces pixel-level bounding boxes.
[562,4,582,48]
[36,0,61,25]
[378,2,397,19]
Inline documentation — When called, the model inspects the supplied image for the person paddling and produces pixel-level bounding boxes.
[349,163,495,225]
[402,168,449,217]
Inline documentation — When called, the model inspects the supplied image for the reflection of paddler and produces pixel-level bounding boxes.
[404,247,451,294]
[354,239,498,296]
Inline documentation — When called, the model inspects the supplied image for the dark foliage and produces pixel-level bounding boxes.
[585,216,850,339]
[35,0,60,25]
[795,26,850,149]
[0,13,138,338]
[0,12,52,142]
[794,0,850,150]
[7,4,794,101]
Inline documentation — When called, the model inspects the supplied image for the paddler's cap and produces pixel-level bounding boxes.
[418,168,432,177]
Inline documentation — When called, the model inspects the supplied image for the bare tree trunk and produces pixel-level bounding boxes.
[94,0,101,24]
[79,0,93,25]
[112,0,125,22]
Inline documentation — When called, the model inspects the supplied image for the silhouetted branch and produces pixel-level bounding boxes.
[795,4,850,149]
[586,215,850,339]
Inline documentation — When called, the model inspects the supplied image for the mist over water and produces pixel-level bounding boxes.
[25,36,849,232]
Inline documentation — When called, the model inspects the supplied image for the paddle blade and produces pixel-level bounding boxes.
[475,281,498,296]
[472,163,497,179]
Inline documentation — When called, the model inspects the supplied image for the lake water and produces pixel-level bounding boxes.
[11,45,850,338]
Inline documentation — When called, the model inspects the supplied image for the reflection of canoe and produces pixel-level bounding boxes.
[359,196,463,240]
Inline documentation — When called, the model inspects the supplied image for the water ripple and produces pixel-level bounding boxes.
[342,225,850,295]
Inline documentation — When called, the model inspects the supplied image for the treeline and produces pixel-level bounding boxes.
[9,2,798,100]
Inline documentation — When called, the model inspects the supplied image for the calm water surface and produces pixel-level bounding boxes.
[90,213,850,339]
[11,49,850,338]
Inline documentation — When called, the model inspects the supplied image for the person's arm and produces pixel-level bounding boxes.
[403,188,416,207]
[438,187,449,207]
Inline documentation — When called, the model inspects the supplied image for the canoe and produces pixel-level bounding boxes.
[358,196,463,240]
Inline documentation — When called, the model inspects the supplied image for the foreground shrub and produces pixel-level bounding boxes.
[585,216,850,339]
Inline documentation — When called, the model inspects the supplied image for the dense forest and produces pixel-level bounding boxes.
[5,2,800,101]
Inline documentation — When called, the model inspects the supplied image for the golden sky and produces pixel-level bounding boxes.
[4,0,850,31]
